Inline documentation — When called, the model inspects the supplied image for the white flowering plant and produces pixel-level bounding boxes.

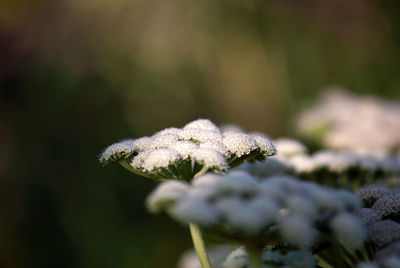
[100,119,276,268]
[100,107,400,268]
[100,119,276,181]
[239,138,400,190]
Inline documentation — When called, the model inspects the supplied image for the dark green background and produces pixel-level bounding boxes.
[1,0,400,267]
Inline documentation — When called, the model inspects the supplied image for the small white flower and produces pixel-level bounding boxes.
[187,185,220,200]
[183,119,220,132]
[247,196,279,224]
[368,220,400,247]
[219,170,259,194]
[99,140,136,164]
[130,150,152,169]
[223,248,249,268]
[193,171,258,194]
[296,88,400,156]
[223,132,257,157]
[152,127,182,137]
[354,208,382,226]
[251,134,276,156]
[336,190,362,210]
[150,133,180,149]
[131,137,153,151]
[142,149,181,172]
[199,141,229,156]
[168,141,198,159]
[273,138,307,157]
[191,148,228,170]
[261,175,302,194]
[280,215,315,247]
[178,246,233,268]
[375,242,400,262]
[372,193,400,217]
[192,173,225,187]
[286,195,318,220]
[330,213,365,249]
[237,157,289,178]
[309,188,345,213]
[180,129,223,144]
[146,180,189,212]
[288,155,317,173]
[378,156,400,175]
[313,151,358,172]
[172,197,219,226]
[358,156,380,172]
[355,185,391,205]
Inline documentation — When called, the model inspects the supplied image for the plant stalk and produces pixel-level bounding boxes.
[247,248,262,268]
[189,223,213,268]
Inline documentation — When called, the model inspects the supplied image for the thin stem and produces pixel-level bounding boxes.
[315,256,334,268]
[194,165,209,178]
[189,223,212,268]
[247,247,262,268]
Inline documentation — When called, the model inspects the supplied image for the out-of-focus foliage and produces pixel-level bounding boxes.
[1,0,400,267]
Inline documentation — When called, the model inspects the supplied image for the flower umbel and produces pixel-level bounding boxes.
[99,119,276,181]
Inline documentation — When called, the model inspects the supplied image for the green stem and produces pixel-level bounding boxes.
[315,256,334,268]
[194,165,209,178]
[247,247,261,268]
[189,223,212,268]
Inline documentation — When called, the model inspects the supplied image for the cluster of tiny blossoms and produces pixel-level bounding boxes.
[99,119,276,181]
[99,116,400,268]
[353,185,400,268]
[296,88,400,157]
[223,248,316,268]
[240,138,400,189]
[147,171,364,253]
[178,245,233,268]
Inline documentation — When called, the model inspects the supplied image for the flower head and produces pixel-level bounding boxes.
[367,220,400,247]
[148,171,361,247]
[100,119,276,181]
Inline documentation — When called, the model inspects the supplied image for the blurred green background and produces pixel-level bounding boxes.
[1,0,400,267]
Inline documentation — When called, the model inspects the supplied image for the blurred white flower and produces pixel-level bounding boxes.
[367,220,400,247]
[172,197,220,226]
[178,245,233,268]
[148,170,362,248]
[297,88,400,157]
[273,138,307,157]
[330,213,365,249]
[146,180,189,212]
[223,248,249,268]
[280,214,315,247]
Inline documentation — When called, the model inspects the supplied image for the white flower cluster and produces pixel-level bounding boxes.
[178,245,233,268]
[353,185,400,267]
[240,138,400,188]
[357,256,400,268]
[296,88,400,157]
[288,151,400,176]
[223,248,316,268]
[356,185,400,217]
[99,119,276,180]
[147,171,364,249]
